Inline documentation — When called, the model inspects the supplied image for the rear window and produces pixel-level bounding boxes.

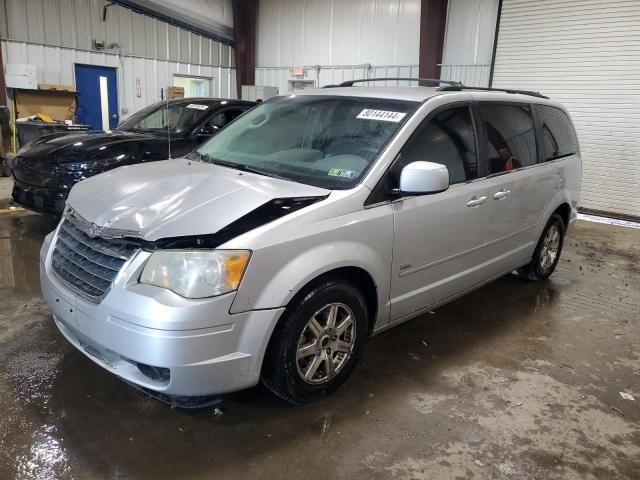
[537,105,579,161]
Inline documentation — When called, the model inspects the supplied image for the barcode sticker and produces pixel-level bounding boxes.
[356,109,406,122]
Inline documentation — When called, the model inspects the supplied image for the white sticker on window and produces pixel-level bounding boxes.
[186,104,209,110]
[328,168,357,178]
[356,109,406,122]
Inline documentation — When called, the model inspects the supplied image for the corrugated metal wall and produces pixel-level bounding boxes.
[492,0,640,218]
[0,0,236,119]
[255,0,420,93]
[441,0,498,86]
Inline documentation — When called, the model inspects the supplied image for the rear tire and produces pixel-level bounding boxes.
[517,213,565,281]
[261,276,368,405]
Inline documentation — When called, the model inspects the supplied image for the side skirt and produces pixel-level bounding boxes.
[371,259,530,336]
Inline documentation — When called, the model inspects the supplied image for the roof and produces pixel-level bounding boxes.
[285,85,560,106]
[289,86,442,102]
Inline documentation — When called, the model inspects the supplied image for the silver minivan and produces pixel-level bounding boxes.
[40,80,581,404]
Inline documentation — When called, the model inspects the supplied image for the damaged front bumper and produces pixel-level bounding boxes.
[39,231,284,398]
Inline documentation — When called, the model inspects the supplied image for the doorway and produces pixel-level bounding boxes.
[74,64,118,130]
[173,75,213,98]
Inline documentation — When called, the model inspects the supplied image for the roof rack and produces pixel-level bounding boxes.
[321,77,548,99]
[323,77,463,88]
[438,85,549,99]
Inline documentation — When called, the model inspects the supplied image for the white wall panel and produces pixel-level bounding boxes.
[257,0,420,67]
[255,0,420,94]
[440,0,498,86]
[492,0,640,218]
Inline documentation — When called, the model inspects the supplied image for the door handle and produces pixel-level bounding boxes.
[467,195,487,207]
[493,189,511,200]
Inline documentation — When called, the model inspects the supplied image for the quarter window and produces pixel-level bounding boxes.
[537,105,578,161]
[399,106,478,184]
[480,104,537,174]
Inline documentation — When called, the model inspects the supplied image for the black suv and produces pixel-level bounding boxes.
[12,97,255,215]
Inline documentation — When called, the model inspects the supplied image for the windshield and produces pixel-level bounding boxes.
[195,95,418,189]
[119,102,212,135]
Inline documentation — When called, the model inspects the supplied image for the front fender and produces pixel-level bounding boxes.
[229,199,395,331]
[231,241,390,322]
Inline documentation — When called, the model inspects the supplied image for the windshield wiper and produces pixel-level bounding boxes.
[201,155,291,181]
[194,151,213,163]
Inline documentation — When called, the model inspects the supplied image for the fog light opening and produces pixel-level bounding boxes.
[136,363,170,383]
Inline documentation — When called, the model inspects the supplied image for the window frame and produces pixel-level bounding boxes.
[364,101,484,206]
[475,101,540,178]
[532,104,579,163]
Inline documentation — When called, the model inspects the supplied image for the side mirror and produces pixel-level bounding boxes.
[397,161,449,195]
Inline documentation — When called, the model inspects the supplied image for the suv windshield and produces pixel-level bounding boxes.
[119,102,211,136]
[196,95,417,189]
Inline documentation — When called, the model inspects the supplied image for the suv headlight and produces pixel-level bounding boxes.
[140,250,251,299]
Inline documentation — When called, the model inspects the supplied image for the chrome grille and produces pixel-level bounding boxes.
[51,220,137,301]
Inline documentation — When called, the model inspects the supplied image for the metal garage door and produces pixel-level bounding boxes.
[491,0,640,219]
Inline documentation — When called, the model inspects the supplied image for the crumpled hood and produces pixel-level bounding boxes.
[67,158,329,241]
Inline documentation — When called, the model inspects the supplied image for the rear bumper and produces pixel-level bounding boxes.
[40,231,284,396]
[12,180,67,215]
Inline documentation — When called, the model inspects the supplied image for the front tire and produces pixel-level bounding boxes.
[261,277,369,405]
[518,213,565,281]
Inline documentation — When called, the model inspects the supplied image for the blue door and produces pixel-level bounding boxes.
[75,64,118,130]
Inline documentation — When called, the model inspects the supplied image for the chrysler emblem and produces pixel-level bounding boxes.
[87,223,101,238]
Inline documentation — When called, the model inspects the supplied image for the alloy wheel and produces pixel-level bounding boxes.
[295,303,356,385]
[540,224,561,271]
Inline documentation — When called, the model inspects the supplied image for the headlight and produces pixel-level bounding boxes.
[139,250,251,299]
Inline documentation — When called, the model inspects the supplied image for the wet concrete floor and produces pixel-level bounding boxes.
[0,212,638,479]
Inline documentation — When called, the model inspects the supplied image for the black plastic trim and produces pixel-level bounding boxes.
[488,0,504,88]
[139,196,327,250]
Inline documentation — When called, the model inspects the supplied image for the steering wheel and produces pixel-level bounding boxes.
[352,145,378,159]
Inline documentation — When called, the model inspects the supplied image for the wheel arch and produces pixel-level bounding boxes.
[232,241,389,328]
[553,202,571,228]
[286,266,380,334]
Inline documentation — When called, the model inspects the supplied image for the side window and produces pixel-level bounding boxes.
[537,105,578,161]
[399,106,478,185]
[480,104,537,174]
